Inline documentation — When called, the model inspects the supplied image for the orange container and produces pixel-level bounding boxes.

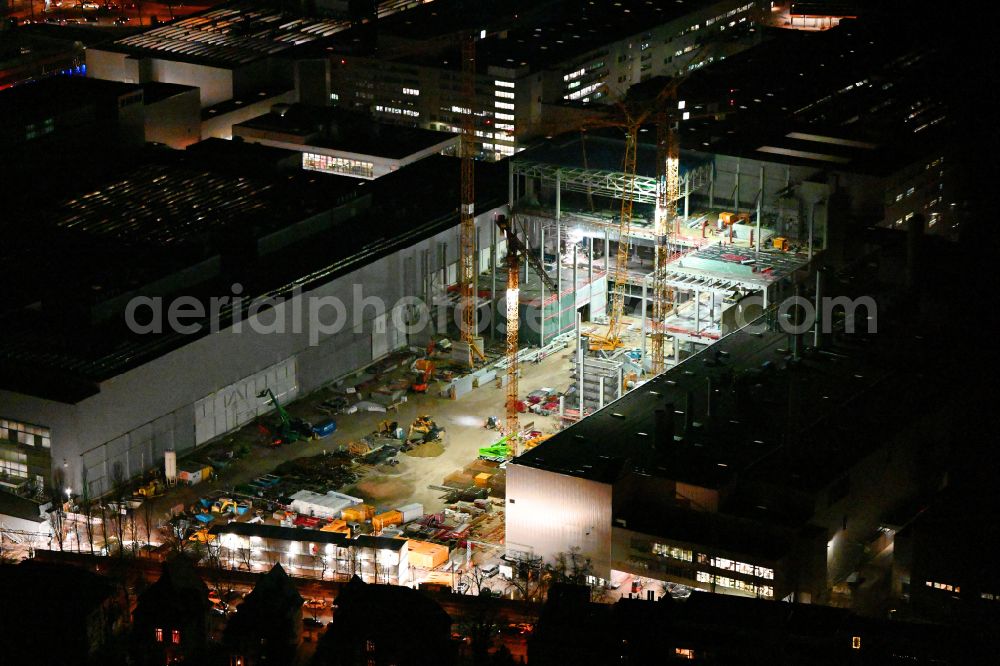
[372,510,403,533]
[321,519,351,537]
[474,472,491,487]
[341,504,375,522]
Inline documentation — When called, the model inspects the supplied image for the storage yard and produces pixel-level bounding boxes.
[139,335,590,591]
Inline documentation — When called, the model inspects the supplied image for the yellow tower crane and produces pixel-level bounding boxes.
[496,213,557,447]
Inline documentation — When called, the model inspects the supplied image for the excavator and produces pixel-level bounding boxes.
[257,388,310,447]
[411,358,435,393]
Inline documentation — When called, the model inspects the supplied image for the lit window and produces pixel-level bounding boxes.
[155,628,163,642]
[172,630,180,645]
[852,636,861,650]
[330,93,339,101]
[675,647,695,659]
[495,101,515,110]
[403,87,420,96]
[303,153,375,179]
[652,543,692,562]
[495,112,515,121]
[494,80,515,88]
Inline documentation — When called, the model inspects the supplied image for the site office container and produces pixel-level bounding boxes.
[397,503,424,522]
[372,510,403,533]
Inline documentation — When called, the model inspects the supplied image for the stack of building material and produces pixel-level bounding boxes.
[443,469,476,489]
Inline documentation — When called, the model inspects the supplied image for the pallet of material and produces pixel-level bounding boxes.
[443,470,476,489]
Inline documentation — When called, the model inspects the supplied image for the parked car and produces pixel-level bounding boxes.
[312,419,337,438]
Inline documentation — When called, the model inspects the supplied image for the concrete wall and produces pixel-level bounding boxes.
[505,463,614,578]
[144,88,202,148]
[86,49,236,108]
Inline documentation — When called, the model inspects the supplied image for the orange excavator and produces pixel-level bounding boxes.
[412,358,435,393]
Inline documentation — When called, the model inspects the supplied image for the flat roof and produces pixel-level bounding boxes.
[210,521,350,546]
[141,81,198,105]
[668,20,954,175]
[0,152,506,400]
[0,75,140,123]
[516,273,930,501]
[318,0,722,72]
[234,104,459,159]
[104,2,354,68]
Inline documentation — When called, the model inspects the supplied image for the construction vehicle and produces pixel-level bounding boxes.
[496,214,558,447]
[408,415,443,443]
[478,436,513,462]
[411,358,435,393]
[257,388,304,446]
[133,479,164,498]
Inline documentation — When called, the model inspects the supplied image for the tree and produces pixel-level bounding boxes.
[457,592,502,666]
[110,463,129,559]
[506,554,545,602]
[462,564,493,596]
[49,469,67,552]
[140,497,157,550]
[79,467,96,555]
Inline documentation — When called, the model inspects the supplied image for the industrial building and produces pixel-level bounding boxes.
[83,0,434,139]
[0,140,514,498]
[232,103,460,179]
[506,264,952,603]
[297,0,767,158]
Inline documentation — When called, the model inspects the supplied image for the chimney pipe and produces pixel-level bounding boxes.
[655,405,675,453]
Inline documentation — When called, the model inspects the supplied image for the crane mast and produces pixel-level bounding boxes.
[652,91,680,375]
[459,35,483,365]
[595,125,639,351]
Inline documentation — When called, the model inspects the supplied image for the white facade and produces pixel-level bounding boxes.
[505,462,614,577]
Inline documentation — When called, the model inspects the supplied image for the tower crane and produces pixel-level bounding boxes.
[496,213,557,448]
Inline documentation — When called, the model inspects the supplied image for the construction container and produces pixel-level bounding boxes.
[408,540,450,568]
[177,463,212,486]
[341,504,375,522]
[474,472,491,488]
[321,519,351,537]
[380,527,404,538]
[372,510,403,533]
[397,503,424,523]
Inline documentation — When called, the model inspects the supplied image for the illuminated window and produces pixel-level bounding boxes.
[172,630,180,645]
[675,647,695,659]
[852,636,861,650]
[495,101,515,110]
[403,87,419,96]
[330,93,339,101]
[495,80,515,88]
[495,91,515,99]
[1,418,51,448]
[495,112,514,121]
[155,628,163,642]
[303,153,375,179]
[652,543,692,562]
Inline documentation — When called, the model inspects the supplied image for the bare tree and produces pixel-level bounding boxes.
[110,463,128,559]
[237,545,254,572]
[461,564,493,596]
[49,469,66,552]
[79,467,95,555]
[457,592,502,666]
[506,554,545,602]
[140,498,157,550]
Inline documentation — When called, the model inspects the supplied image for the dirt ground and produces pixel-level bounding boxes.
[150,333,587,524]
